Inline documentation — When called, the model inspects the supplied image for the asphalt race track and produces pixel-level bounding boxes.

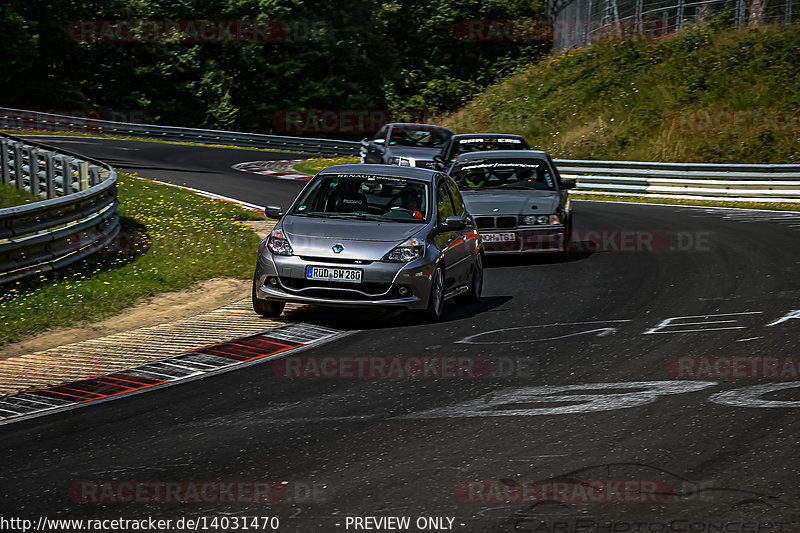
[22,135,309,208]
[1,138,799,533]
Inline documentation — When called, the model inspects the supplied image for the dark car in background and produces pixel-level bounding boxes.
[434,133,530,171]
[253,164,483,320]
[447,150,575,254]
[360,123,454,169]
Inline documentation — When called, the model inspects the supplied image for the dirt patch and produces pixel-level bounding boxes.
[241,219,275,239]
[0,277,251,360]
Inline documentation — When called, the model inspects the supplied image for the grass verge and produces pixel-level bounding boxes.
[293,156,360,175]
[445,23,800,163]
[0,172,264,346]
[0,183,41,209]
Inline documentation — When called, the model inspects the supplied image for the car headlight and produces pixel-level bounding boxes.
[266,228,294,256]
[383,238,425,262]
[522,214,561,225]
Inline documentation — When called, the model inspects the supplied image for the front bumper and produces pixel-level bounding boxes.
[480,226,567,254]
[254,254,434,310]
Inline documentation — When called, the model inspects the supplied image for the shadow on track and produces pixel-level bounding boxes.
[485,240,596,269]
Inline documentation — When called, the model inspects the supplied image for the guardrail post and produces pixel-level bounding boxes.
[29,148,41,197]
[89,166,100,186]
[45,152,56,198]
[58,155,73,195]
[12,143,24,190]
[0,139,9,185]
[78,161,89,191]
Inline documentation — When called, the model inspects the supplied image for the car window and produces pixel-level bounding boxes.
[389,127,451,148]
[450,158,556,190]
[436,178,456,223]
[444,176,465,216]
[292,173,430,222]
[451,137,529,159]
[546,154,563,184]
[373,126,388,142]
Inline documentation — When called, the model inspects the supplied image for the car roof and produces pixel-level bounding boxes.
[318,164,439,182]
[387,123,453,133]
[450,133,527,140]
[451,149,550,162]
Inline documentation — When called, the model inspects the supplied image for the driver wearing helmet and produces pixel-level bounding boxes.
[463,168,486,188]
[400,187,424,219]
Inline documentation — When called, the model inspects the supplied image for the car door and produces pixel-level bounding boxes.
[434,175,470,290]
[445,176,480,260]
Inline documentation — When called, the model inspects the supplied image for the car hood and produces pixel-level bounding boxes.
[461,189,561,215]
[386,146,443,161]
[281,216,423,260]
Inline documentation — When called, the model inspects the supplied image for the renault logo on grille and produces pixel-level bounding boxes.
[332,244,344,254]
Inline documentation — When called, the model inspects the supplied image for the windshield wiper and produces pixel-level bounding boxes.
[325,214,391,222]
[499,183,541,189]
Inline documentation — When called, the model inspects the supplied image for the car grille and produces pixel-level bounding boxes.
[299,256,373,265]
[281,277,392,298]
[475,216,518,229]
[497,216,518,228]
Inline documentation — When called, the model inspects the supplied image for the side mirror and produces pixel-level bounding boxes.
[433,154,444,163]
[561,178,577,190]
[373,138,385,145]
[265,205,284,219]
[440,216,467,232]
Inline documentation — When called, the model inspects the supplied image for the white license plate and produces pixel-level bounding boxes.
[306,266,363,283]
[482,233,517,242]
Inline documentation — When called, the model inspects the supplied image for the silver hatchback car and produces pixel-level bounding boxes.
[253,164,484,320]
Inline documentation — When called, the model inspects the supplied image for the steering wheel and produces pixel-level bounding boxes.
[380,190,406,214]
[388,206,424,219]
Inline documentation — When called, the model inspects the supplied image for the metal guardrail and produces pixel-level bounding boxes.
[0,131,120,285]
[0,107,361,156]
[555,159,800,200]
[3,107,800,201]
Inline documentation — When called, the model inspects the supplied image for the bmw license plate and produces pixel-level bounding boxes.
[306,266,362,283]
[482,233,516,242]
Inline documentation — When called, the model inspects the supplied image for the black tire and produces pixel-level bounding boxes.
[252,279,285,317]
[423,265,445,321]
[461,254,483,304]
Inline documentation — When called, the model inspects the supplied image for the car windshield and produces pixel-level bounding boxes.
[451,137,528,159]
[291,173,430,222]
[388,127,451,148]
[451,159,556,190]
